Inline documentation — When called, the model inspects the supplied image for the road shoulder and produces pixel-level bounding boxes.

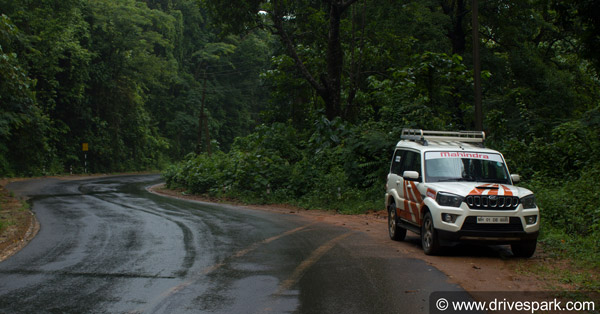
[0,184,39,263]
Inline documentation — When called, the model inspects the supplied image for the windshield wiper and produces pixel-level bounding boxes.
[436,178,472,182]
[479,178,510,184]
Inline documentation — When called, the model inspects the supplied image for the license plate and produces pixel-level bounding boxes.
[477,216,509,224]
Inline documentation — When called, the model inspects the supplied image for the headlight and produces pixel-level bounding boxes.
[436,192,464,207]
[521,195,537,209]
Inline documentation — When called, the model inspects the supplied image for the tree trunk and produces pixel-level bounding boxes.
[324,2,344,120]
[472,0,483,131]
[270,0,358,121]
[197,68,208,154]
[441,0,467,55]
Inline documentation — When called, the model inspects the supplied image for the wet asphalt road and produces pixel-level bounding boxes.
[1,175,464,313]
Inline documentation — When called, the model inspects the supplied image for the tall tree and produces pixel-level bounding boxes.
[204,0,358,120]
[84,0,175,170]
[0,14,49,175]
[441,0,468,55]
[553,0,600,72]
[0,0,91,174]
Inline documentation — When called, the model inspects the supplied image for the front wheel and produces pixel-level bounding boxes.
[511,240,537,258]
[388,201,406,241]
[421,211,441,255]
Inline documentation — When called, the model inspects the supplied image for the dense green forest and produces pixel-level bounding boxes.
[1,1,599,264]
[1,0,271,174]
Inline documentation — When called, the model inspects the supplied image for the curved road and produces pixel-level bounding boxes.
[1,175,465,313]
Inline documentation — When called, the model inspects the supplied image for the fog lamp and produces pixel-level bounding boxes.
[525,215,538,225]
[442,213,458,223]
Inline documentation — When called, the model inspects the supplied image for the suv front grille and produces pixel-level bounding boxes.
[461,216,524,232]
[465,195,519,210]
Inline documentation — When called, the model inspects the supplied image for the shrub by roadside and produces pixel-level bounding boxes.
[521,166,600,290]
[164,120,390,214]
[0,184,37,261]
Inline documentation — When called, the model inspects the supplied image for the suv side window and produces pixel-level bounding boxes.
[400,150,422,181]
[390,149,404,175]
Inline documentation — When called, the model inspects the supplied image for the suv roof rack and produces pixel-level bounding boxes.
[401,128,485,146]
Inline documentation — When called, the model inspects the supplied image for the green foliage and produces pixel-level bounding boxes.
[0,0,270,175]
[499,110,600,180]
[539,225,600,271]
[0,14,50,176]
[166,123,297,198]
[495,108,600,265]
[366,52,471,132]
[531,167,600,238]
[164,118,389,213]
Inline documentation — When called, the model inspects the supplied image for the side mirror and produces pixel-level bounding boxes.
[511,174,521,183]
[403,171,420,181]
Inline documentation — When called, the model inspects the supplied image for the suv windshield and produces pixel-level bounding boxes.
[424,151,510,184]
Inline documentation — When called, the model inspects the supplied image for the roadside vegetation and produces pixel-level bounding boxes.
[1,0,598,290]
[0,185,32,254]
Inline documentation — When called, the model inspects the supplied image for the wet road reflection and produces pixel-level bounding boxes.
[1,175,464,313]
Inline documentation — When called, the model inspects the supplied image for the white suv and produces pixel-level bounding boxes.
[385,129,539,257]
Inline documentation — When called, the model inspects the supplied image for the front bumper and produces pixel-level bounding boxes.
[437,229,539,245]
[429,198,540,236]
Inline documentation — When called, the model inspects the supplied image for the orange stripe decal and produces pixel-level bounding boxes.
[410,203,418,223]
[416,202,425,225]
[469,183,503,195]
[469,188,483,195]
[487,184,499,195]
[500,185,513,196]
[410,181,422,203]
[426,188,436,199]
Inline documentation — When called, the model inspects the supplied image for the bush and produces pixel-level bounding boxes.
[162,119,389,213]
[528,166,600,237]
[498,109,600,266]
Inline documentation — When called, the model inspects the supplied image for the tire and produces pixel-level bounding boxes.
[388,201,406,241]
[511,240,537,258]
[421,211,441,255]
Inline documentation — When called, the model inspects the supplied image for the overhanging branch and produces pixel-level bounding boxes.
[270,12,326,95]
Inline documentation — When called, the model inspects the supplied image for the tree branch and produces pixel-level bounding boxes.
[270,12,326,95]
[341,0,359,11]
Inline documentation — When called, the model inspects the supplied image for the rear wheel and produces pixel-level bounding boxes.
[511,240,537,258]
[421,211,441,255]
[388,201,406,241]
